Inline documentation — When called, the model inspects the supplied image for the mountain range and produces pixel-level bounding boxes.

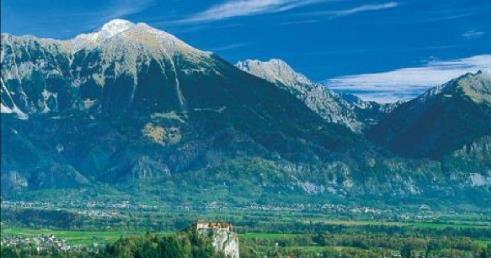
[1,19,490,207]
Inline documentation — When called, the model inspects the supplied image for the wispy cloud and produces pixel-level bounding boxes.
[329,1,399,16]
[297,1,399,18]
[109,0,155,18]
[210,42,249,52]
[412,6,487,24]
[55,0,155,21]
[54,0,156,33]
[280,2,399,26]
[159,23,242,35]
[325,54,491,103]
[462,29,485,39]
[178,0,325,23]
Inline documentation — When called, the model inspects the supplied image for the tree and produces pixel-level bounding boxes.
[425,240,437,258]
[479,248,488,258]
[401,243,412,258]
[312,233,327,246]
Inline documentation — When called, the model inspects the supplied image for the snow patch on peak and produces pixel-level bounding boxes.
[236,58,312,87]
[71,19,209,60]
[99,19,135,38]
[72,19,135,48]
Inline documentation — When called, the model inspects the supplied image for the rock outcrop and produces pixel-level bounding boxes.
[196,222,239,258]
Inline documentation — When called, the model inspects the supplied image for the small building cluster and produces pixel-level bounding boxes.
[195,221,239,258]
[195,221,234,232]
[1,235,71,253]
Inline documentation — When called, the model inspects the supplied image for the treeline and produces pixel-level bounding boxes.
[1,208,88,229]
[2,232,490,258]
[0,231,226,258]
[240,233,491,258]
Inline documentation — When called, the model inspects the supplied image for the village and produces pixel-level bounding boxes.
[1,235,71,254]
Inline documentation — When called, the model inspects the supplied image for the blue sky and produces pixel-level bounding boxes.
[2,0,491,102]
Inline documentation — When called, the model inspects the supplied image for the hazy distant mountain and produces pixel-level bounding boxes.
[1,20,489,205]
[336,92,404,127]
[369,71,491,159]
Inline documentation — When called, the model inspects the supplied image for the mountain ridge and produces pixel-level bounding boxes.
[1,20,490,206]
[236,58,398,133]
[369,71,491,159]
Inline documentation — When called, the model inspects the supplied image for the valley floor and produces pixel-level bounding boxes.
[2,222,490,257]
[1,201,490,257]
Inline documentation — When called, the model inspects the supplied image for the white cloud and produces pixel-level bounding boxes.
[179,0,324,23]
[325,54,491,103]
[462,29,485,39]
[62,0,155,21]
[210,42,249,51]
[330,2,399,16]
[113,1,154,16]
[52,0,155,34]
[298,1,399,18]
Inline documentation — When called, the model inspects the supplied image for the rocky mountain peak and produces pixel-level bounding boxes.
[1,20,218,117]
[420,71,491,105]
[236,58,312,87]
[369,70,491,159]
[454,71,491,105]
[236,58,372,133]
[71,19,208,59]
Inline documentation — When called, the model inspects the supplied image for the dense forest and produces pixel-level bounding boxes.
[1,231,226,258]
[2,230,490,258]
